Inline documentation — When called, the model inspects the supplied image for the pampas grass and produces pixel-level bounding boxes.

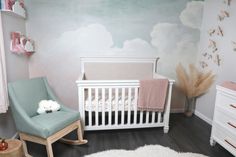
[176,63,215,99]
[176,63,215,116]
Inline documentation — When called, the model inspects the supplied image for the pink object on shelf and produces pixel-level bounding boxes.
[19,0,25,8]
[5,0,15,10]
[138,79,169,112]
[10,32,35,56]
[221,81,236,91]
[10,32,25,54]
[4,0,24,10]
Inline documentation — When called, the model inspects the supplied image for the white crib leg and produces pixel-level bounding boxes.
[210,137,216,146]
[163,82,174,133]
[164,125,169,133]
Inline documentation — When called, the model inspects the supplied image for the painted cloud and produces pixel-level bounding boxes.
[54,24,114,53]
[150,22,199,77]
[179,1,204,29]
[113,38,156,55]
[43,23,156,56]
[31,23,157,78]
[151,23,183,54]
[151,23,198,54]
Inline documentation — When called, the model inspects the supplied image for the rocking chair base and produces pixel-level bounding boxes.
[19,120,87,157]
[60,138,88,145]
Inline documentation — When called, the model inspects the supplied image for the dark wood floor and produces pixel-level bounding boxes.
[27,114,233,157]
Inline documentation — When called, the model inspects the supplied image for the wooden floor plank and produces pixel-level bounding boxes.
[26,114,233,157]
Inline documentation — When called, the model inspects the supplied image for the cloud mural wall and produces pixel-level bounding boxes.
[180,1,204,29]
[25,0,204,109]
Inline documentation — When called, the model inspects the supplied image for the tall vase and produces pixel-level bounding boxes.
[184,97,196,117]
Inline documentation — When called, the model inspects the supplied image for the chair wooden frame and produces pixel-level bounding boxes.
[19,120,87,157]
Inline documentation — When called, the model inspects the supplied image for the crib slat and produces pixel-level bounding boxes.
[115,88,119,125]
[134,87,138,125]
[158,112,161,123]
[88,88,92,126]
[95,88,99,126]
[140,111,143,124]
[121,88,125,125]
[146,111,150,124]
[151,112,156,123]
[102,88,105,126]
[127,88,132,124]
[108,88,112,125]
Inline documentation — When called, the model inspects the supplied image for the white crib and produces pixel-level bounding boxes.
[76,57,175,133]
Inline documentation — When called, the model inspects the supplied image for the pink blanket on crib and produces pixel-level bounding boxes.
[138,79,169,112]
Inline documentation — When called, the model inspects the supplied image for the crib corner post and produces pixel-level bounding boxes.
[163,81,174,134]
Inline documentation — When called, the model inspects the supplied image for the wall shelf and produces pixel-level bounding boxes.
[1,10,25,19]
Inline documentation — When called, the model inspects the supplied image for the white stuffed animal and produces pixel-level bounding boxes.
[37,100,61,114]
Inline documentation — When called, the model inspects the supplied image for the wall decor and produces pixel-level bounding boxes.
[208,29,216,36]
[232,41,236,52]
[199,61,208,69]
[208,39,218,52]
[202,52,213,60]
[208,26,224,37]
[202,52,207,57]
[203,0,229,69]
[223,0,231,6]
[3,0,24,10]
[216,26,224,36]
[12,1,25,17]
[10,32,35,56]
[214,54,221,66]
[200,37,222,68]
[208,54,213,60]
[2,0,15,10]
[218,10,230,21]
[1,0,26,18]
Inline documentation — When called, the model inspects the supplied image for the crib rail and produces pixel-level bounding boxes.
[77,80,173,132]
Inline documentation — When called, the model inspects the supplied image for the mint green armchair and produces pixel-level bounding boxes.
[8,77,87,157]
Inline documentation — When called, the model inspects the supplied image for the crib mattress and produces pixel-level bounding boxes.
[85,96,136,112]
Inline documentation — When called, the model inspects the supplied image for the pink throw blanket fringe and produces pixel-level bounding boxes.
[138,79,169,112]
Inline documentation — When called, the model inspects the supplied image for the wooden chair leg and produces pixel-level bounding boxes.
[46,140,54,157]
[19,135,32,157]
[77,120,88,144]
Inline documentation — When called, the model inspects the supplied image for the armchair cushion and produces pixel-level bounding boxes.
[31,111,79,138]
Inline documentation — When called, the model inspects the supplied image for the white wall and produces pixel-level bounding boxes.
[0,11,29,138]
[195,0,236,124]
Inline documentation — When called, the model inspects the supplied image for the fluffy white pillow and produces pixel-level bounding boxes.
[37,100,61,114]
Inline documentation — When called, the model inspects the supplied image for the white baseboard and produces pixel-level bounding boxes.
[11,132,19,139]
[194,110,212,125]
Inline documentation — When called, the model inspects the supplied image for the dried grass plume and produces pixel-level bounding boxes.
[176,63,215,98]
